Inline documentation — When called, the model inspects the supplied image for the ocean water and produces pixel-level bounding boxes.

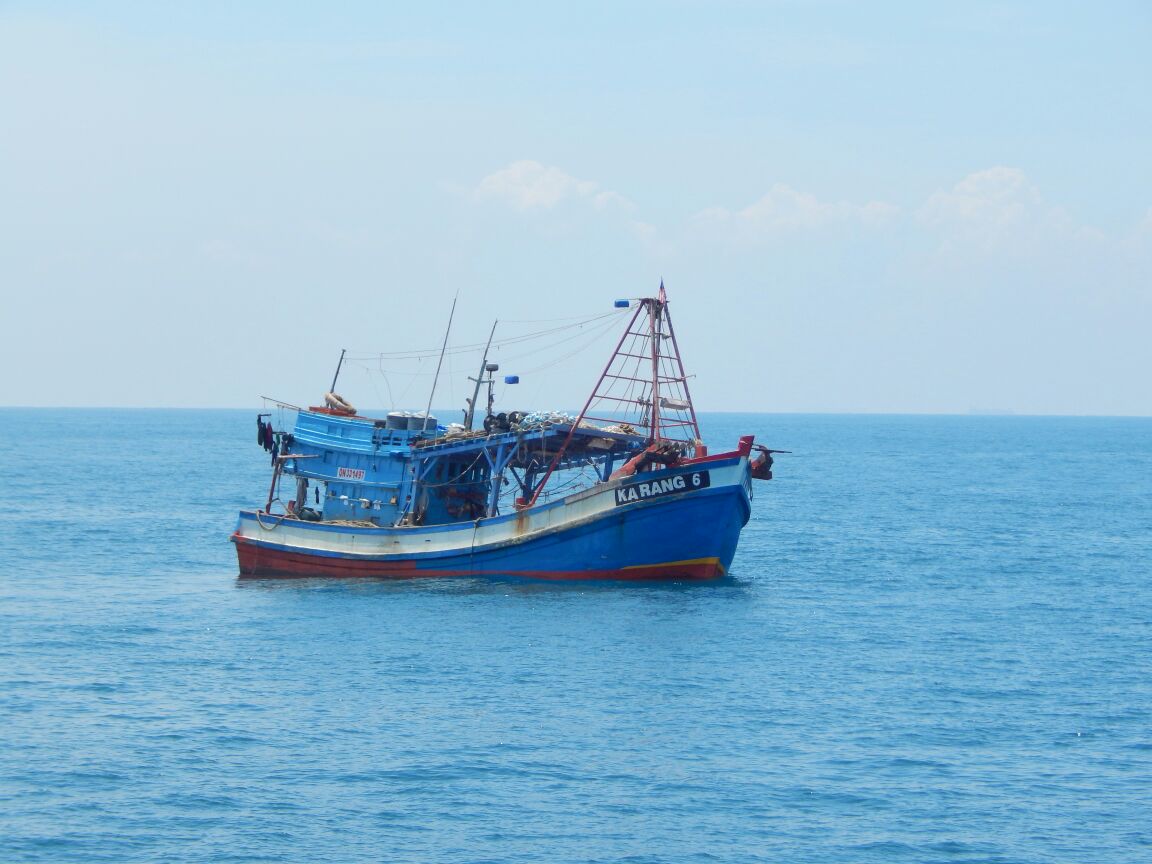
[1,409,1149,864]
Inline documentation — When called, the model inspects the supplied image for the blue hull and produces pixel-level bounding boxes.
[233,477,751,581]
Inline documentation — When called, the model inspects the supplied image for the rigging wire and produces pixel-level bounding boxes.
[500,313,626,372]
[331,308,631,412]
[341,309,628,361]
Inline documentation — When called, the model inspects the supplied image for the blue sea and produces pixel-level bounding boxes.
[1,410,1149,863]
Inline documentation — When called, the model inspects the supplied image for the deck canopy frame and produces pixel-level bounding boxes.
[409,423,648,518]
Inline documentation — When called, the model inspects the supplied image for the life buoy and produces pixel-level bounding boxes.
[324,392,356,415]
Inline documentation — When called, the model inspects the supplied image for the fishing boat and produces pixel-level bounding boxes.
[231,285,782,581]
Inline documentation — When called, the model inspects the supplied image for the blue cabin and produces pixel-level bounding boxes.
[268,406,650,528]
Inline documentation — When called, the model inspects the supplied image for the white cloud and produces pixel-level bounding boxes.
[1132,207,1152,246]
[916,166,1082,254]
[697,183,898,235]
[474,160,631,211]
[920,166,1034,225]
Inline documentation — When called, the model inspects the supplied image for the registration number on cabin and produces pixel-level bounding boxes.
[613,471,710,506]
[337,467,366,481]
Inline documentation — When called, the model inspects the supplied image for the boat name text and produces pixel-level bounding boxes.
[337,467,366,481]
[614,471,710,506]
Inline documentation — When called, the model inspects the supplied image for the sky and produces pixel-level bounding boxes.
[1,0,1149,415]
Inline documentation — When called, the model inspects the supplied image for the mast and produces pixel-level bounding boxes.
[328,348,346,393]
[648,281,665,442]
[660,294,703,446]
[422,294,458,424]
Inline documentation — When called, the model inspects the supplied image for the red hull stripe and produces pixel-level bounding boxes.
[233,535,724,581]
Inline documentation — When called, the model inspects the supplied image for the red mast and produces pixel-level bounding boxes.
[526,284,702,505]
[648,283,662,442]
[576,281,700,446]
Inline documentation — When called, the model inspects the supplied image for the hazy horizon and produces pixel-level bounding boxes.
[2,405,1148,419]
